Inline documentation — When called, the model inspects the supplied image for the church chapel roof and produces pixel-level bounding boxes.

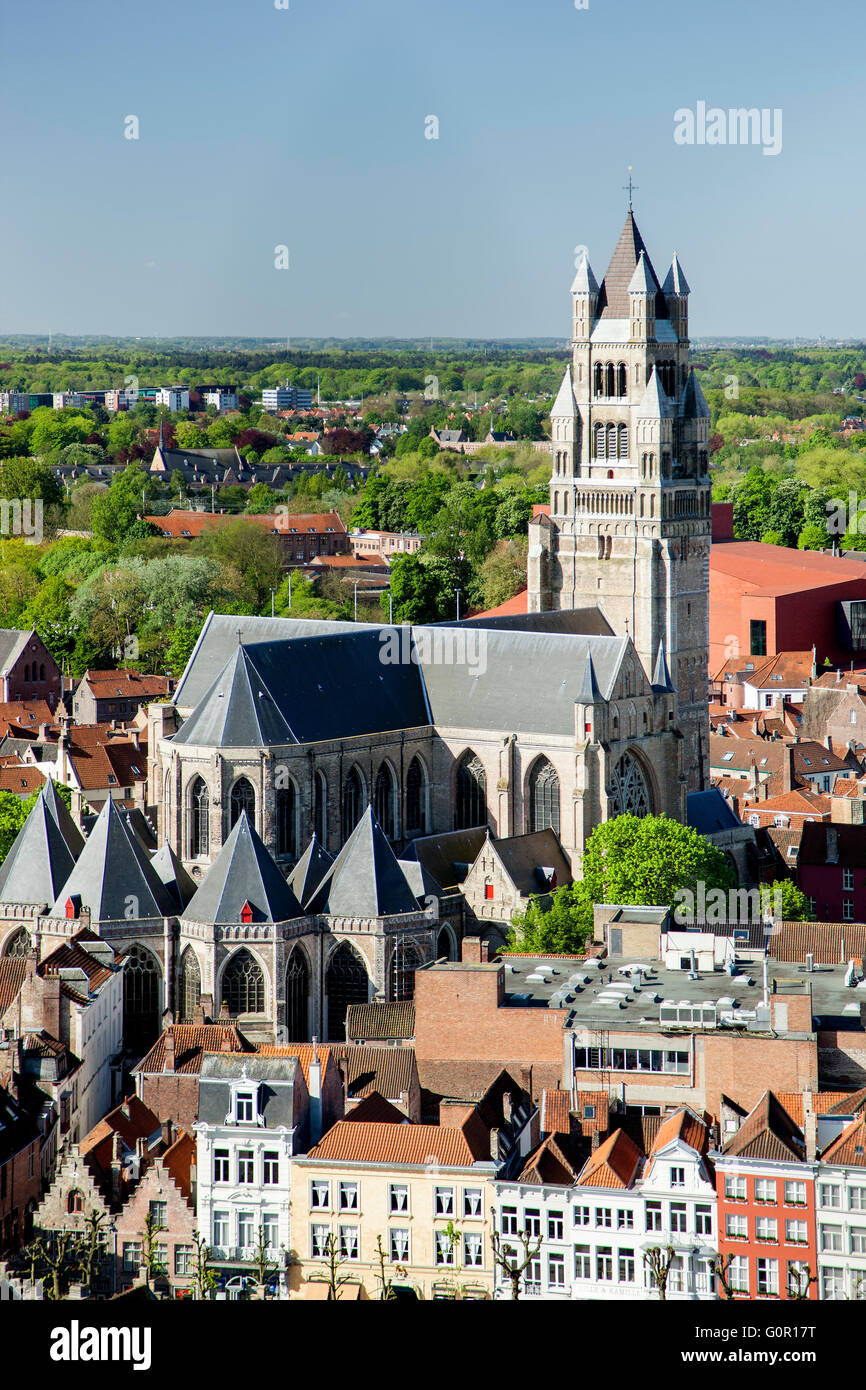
[0,786,78,905]
[49,798,176,922]
[596,211,668,321]
[288,834,334,908]
[42,778,85,855]
[183,812,304,924]
[307,806,420,917]
[679,367,711,419]
[550,365,579,418]
[150,841,197,911]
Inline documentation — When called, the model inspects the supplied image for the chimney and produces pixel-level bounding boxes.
[308,1036,323,1144]
[782,744,796,795]
[803,1091,818,1161]
[490,1126,500,1161]
[161,1120,174,1148]
[591,1130,602,1152]
[502,1091,513,1124]
[827,827,839,864]
[164,1029,175,1073]
[520,1064,533,1100]
[111,1130,123,1202]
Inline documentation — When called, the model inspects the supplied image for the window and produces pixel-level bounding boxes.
[756,1217,778,1243]
[501,1205,518,1235]
[174,1245,194,1276]
[528,758,560,835]
[645,1201,662,1232]
[149,1201,167,1226]
[548,1210,564,1240]
[222,949,265,1016]
[463,1189,482,1218]
[851,1228,866,1255]
[524,1209,542,1237]
[311,1179,330,1210]
[189,777,210,858]
[276,783,297,858]
[314,769,328,843]
[435,1230,455,1266]
[229,777,255,830]
[237,1151,254,1184]
[342,765,364,836]
[574,1245,591,1279]
[124,943,160,1047]
[235,1092,254,1123]
[178,947,201,1024]
[755,1178,776,1204]
[310,1224,329,1258]
[750,620,767,657]
[726,1213,748,1240]
[595,1208,612,1229]
[213,1150,229,1184]
[122,1243,142,1273]
[464,1232,483,1268]
[784,1180,807,1207]
[670,1203,687,1234]
[455,751,487,829]
[389,1185,409,1214]
[388,936,423,1004]
[548,1253,566,1288]
[821,1225,843,1252]
[851,1187,866,1211]
[729,1255,749,1294]
[844,868,854,891]
[339,1182,358,1211]
[725,1175,747,1202]
[262,1213,279,1251]
[574,1206,590,1227]
[523,1256,541,1294]
[374,763,398,839]
[618,1249,635,1283]
[670,1166,685,1188]
[390,1228,410,1263]
[820,1184,842,1209]
[616,1208,634,1231]
[325,943,368,1043]
[756,1258,778,1296]
[696,1205,712,1236]
[436,1188,455,1217]
[844,899,854,921]
[67,1190,84,1214]
[596,1246,613,1280]
[212,1212,228,1248]
[405,757,427,836]
[822,1266,845,1300]
[786,1219,808,1245]
[339,1226,359,1261]
[263,1152,279,1186]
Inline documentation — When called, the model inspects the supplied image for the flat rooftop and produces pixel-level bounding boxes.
[500,954,866,1035]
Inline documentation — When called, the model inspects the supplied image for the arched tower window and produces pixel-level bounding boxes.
[326,943,368,1041]
[343,765,364,837]
[374,763,397,839]
[388,937,423,1003]
[124,943,161,1047]
[276,783,297,857]
[3,927,31,957]
[437,926,454,961]
[285,946,309,1041]
[594,363,603,397]
[609,750,653,818]
[528,758,561,835]
[617,424,629,458]
[605,363,615,397]
[455,752,487,830]
[222,948,265,1015]
[405,756,427,837]
[314,770,328,843]
[229,777,255,831]
[67,1190,85,1215]
[617,363,627,397]
[605,424,616,460]
[594,423,605,459]
[189,777,209,858]
[178,947,201,1023]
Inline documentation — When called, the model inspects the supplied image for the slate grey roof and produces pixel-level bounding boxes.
[183,812,304,925]
[172,644,296,748]
[550,366,578,419]
[288,835,334,909]
[398,858,442,902]
[307,806,419,917]
[627,250,658,295]
[49,798,176,922]
[637,367,673,418]
[574,649,601,705]
[686,788,742,835]
[197,1054,298,1129]
[458,608,614,638]
[0,786,78,905]
[596,211,667,321]
[571,252,599,295]
[482,829,572,897]
[0,629,31,675]
[401,827,489,890]
[662,254,690,297]
[151,841,197,911]
[42,778,85,855]
[652,642,674,691]
[679,367,710,420]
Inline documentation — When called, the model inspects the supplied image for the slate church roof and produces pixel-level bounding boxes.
[0,784,79,905]
[183,812,303,924]
[288,835,334,909]
[307,806,420,918]
[595,210,668,321]
[49,798,176,922]
[150,841,197,911]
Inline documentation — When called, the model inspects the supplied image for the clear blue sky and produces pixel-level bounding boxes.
[1,0,862,340]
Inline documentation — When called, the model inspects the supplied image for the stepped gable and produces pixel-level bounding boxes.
[150,841,196,911]
[183,812,303,924]
[0,786,78,905]
[287,834,334,909]
[306,805,419,917]
[48,797,176,922]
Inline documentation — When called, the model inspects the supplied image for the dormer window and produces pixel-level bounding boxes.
[236,1091,254,1123]
[240,900,254,924]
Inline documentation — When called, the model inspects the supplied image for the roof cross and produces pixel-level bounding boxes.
[623,166,638,211]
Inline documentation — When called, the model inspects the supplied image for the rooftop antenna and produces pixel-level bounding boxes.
[623,166,638,211]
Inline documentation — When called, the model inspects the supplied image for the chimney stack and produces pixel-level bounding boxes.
[782,744,796,795]
[803,1091,818,1161]
[164,1029,175,1073]
[490,1126,500,1162]
[308,1036,323,1144]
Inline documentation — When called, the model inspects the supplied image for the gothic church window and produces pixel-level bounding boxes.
[406,756,427,837]
[222,948,265,1015]
[609,751,652,818]
[285,947,309,1041]
[343,765,364,836]
[528,758,560,835]
[230,778,255,830]
[124,943,161,1046]
[389,936,423,1002]
[178,947,201,1022]
[455,752,487,830]
[3,928,30,957]
[314,770,327,842]
[374,763,398,839]
[190,776,209,858]
[326,943,368,1041]
[276,783,297,857]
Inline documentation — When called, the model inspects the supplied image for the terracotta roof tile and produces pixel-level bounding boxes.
[161,1130,196,1200]
[133,1023,254,1075]
[255,1044,333,1087]
[519,1134,580,1187]
[721,1091,805,1161]
[541,1088,571,1137]
[0,957,28,1014]
[306,1120,477,1166]
[770,920,866,965]
[649,1108,710,1156]
[343,1093,407,1124]
[576,1128,642,1189]
[776,1091,862,1127]
[345,1001,415,1042]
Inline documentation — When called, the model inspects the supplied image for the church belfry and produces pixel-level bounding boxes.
[528,208,711,791]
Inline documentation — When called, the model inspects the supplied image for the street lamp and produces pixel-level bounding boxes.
[455,589,461,621]
[354,581,359,623]
[270,588,276,618]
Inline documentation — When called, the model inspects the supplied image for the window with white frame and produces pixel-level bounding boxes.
[501,1205,518,1235]
[237,1150,254,1184]
[311,1179,331,1210]
[618,1248,635,1283]
[574,1245,591,1279]
[786,1219,808,1245]
[435,1187,454,1217]
[212,1211,229,1248]
[548,1210,564,1241]
[464,1232,483,1268]
[645,1201,662,1231]
[237,1212,254,1249]
[822,1225,843,1252]
[617,1208,634,1230]
[435,1230,455,1266]
[670,1166,685,1188]
[820,1183,842,1209]
[213,1149,229,1183]
[524,1209,541,1237]
[122,1242,142,1272]
[235,1091,254,1123]
[339,1182,358,1212]
[755,1178,776,1204]
[310,1224,329,1258]
[259,1213,278,1251]
[596,1247,613,1280]
[756,1217,778,1242]
[696,1205,712,1236]
[174,1245,194,1276]
[670,1203,687,1233]
[756,1258,778,1296]
[784,1180,807,1206]
[463,1188,482,1218]
[844,868,855,890]
[573,1206,590,1227]
[263,1151,279,1185]
[390,1228,410,1263]
[822,1266,845,1300]
[339,1226,359,1261]
[596,1207,612,1229]
[726,1213,748,1240]
[547,1252,565,1288]
[389,1184,409,1214]
[523,1256,541,1293]
[850,1229,866,1255]
[850,1187,866,1211]
[668,1256,684,1294]
[729,1255,749,1294]
[725,1175,747,1201]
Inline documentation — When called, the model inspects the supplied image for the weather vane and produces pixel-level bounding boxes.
[623,166,638,210]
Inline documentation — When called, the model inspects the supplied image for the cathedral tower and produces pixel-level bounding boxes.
[528,210,711,790]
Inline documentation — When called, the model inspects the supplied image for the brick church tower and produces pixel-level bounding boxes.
[528,207,711,790]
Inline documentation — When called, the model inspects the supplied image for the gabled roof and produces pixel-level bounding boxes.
[540,1088,572,1137]
[577,1127,642,1189]
[172,644,296,748]
[0,957,28,1015]
[343,1092,408,1124]
[305,1120,477,1167]
[132,1023,255,1076]
[345,1001,415,1043]
[721,1091,806,1162]
[474,829,571,898]
[662,254,690,296]
[519,1134,580,1186]
[596,211,667,321]
[288,834,334,909]
[183,812,303,925]
[0,629,37,675]
[820,1114,866,1166]
[550,366,579,419]
[42,778,85,855]
[402,827,489,890]
[306,806,419,917]
[0,785,78,905]
[649,1107,709,1156]
[49,798,176,922]
[150,841,197,911]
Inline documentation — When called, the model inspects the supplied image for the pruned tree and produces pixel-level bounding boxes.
[322,1232,354,1300]
[644,1245,677,1301]
[77,1209,109,1293]
[191,1231,218,1301]
[28,1231,81,1300]
[490,1223,543,1301]
[375,1233,396,1301]
[140,1211,167,1288]
[250,1224,280,1299]
[788,1265,817,1300]
[707,1252,737,1300]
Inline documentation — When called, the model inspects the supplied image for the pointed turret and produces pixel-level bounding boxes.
[41,777,85,856]
[0,787,79,906]
[596,211,666,321]
[663,254,690,340]
[627,250,659,296]
[151,841,197,912]
[662,254,690,297]
[571,249,599,342]
[172,644,295,749]
[575,648,601,705]
[652,641,674,691]
[183,812,303,924]
[288,834,334,909]
[628,250,657,342]
[306,806,418,918]
[679,367,710,419]
[49,798,176,923]
[571,250,599,295]
[551,365,579,419]
[637,366,673,418]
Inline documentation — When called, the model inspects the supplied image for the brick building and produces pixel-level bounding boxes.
[72,671,173,726]
[0,630,61,710]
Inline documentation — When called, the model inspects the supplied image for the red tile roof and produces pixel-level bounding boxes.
[519,1135,580,1186]
[540,1088,571,1137]
[161,1130,196,1200]
[721,1091,805,1161]
[770,921,866,965]
[649,1108,709,1156]
[80,670,172,700]
[306,1120,477,1166]
[134,1023,254,1075]
[255,1044,333,1087]
[472,590,529,619]
[0,766,46,794]
[820,1115,866,1166]
[0,957,28,1014]
[576,1128,642,1189]
[776,1091,863,1127]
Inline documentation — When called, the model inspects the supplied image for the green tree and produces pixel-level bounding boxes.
[140,1211,167,1288]
[762,879,813,920]
[76,1210,110,1293]
[191,1232,218,1300]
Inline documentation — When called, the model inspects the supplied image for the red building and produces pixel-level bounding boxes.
[714,1091,818,1300]
[797,822,866,923]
